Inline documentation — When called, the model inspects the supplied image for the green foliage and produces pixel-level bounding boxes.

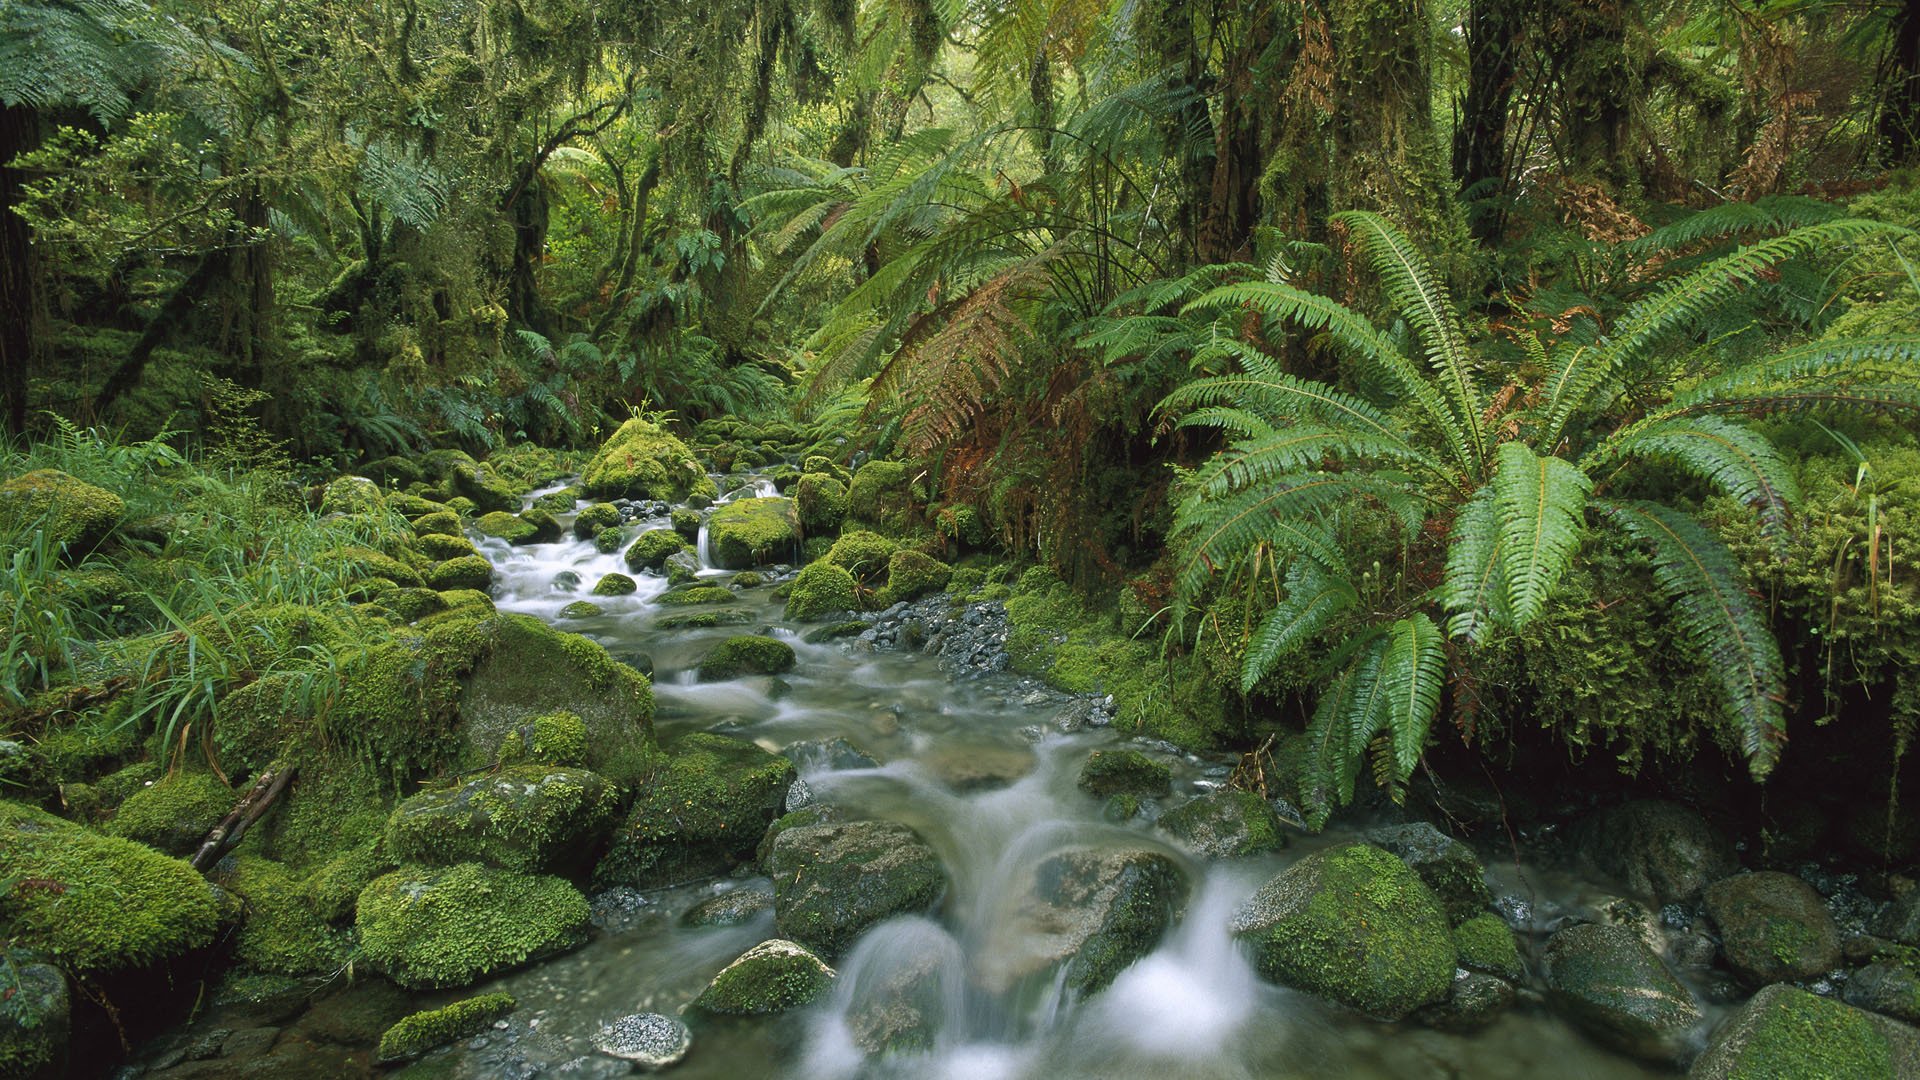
[355,863,588,989]
[377,994,517,1063]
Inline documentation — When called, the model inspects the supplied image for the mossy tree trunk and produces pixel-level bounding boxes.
[1883,0,1920,163]
[1454,0,1522,241]
[0,103,34,436]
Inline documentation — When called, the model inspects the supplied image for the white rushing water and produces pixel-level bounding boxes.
[443,475,1667,1080]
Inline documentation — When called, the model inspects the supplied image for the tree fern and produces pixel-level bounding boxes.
[1597,499,1786,780]
[1492,441,1592,627]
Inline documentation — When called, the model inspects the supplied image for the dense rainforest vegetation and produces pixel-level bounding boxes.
[7,0,1920,1076]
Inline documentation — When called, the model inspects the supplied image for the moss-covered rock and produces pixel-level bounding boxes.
[698,635,797,681]
[1577,799,1736,906]
[474,510,550,545]
[427,453,518,514]
[769,819,947,955]
[802,455,850,482]
[413,532,479,562]
[846,461,919,533]
[320,475,385,516]
[1155,790,1285,859]
[670,507,701,541]
[223,855,356,975]
[580,418,714,503]
[376,993,516,1064]
[1077,749,1170,798]
[624,529,689,572]
[880,550,951,605]
[594,733,795,889]
[1690,984,1905,1079]
[1702,872,1841,987]
[385,766,621,874]
[708,497,800,569]
[573,502,621,540]
[1453,913,1525,981]
[794,473,848,534]
[657,608,756,630]
[355,862,589,988]
[1543,922,1703,1060]
[0,954,67,1079]
[1230,842,1457,1020]
[559,600,602,619]
[359,456,426,490]
[0,800,222,973]
[384,492,447,520]
[0,469,124,552]
[103,770,232,855]
[656,584,734,606]
[426,555,493,591]
[825,529,896,580]
[411,510,463,537]
[1365,822,1494,925]
[1843,962,1920,1025]
[693,939,836,1015]
[991,847,1187,995]
[319,545,427,594]
[683,886,775,927]
[591,572,638,597]
[785,561,859,620]
[495,710,588,768]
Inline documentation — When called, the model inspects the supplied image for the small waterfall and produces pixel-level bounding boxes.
[801,916,971,1079]
[695,522,714,568]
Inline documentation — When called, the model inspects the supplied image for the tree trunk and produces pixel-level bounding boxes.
[1884,0,1920,163]
[1200,15,1276,263]
[1547,0,1634,190]
[507,177,553,336]
[1454,0,1520,241]
[591,150,660,341]
[94,253,228,416]
[1,104,36,436]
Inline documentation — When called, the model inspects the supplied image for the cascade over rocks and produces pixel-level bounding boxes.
[981,847,1189,995]
[768,819,948,955]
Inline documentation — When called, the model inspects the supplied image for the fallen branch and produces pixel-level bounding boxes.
[189,763,294,872]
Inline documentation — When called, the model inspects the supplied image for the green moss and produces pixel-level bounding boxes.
[484,443,578,493]
[699,635,798,680]
[1698,984,1897,1079]
[496,711,588,767]
[708,498,801,569]
[0,954,66,1078]
[593,528,625,553]
[670,507,701,541]
[879,550,951,605]
[474,511,536,544]
[786,561,858,620]
[412,511,462,538]
[573,503,621,540]
[591,573,637,596]
[657,584,734,606]
[1454,914,1525,981]
[1078,749,1170,797]
[1232,843,1457,1019]
[935,504,986,548]
[581,418,710,502]
[794,474,848,534]
[530,490,575,514]
[802,455,850,482]
[318,546,426,592]
[377,994,517,1063]
[320,476,385,517]
[594,732,796,889]
[659,609,755,630]
[0,469,124,552]
[625,529,689,571]
[517,508,562,543]
[357,862,588,988]
[411,532,478,562]
[0,800,221,973]
[845,461,920,533]
[103,770,233,855]
[444,496,478,517]
[426,555,493,591]
[385,765,621,873]
[825,530,896,580]
[693,940,835,1015]
[225,855,355,975]
[385,493,448,520]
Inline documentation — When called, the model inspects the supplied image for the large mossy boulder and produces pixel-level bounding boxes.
[1543,922,1703,1060]
[794,473,848,534]
[422,450,518,513]
[451,614,655,780]
[594,733,795,889]
[708,497,800,569]
[1077,749,1170,798]
[355,862,589,988]
[1577,799,1736,906]
[698,635,797,680]
[824,529,896,580]
[625,528,689,571]
[879,550,951,605]
[1156,791,1285,859]
[1702,871,1841,987]
[769,819,948,955]
[1229,842,1456,1020]
[0,954,67,1078]
[986,847,1188,996]
[693,939,836,1015]
[0,801,222,975]
[1364,821,1493,925]
[102,770,232,856]
[384,766,621,875]
[0,469,124,552]
[846,461,919,533]
[474,510,558,545]
[320,475,384,517]
[580,418,715,503]
[1690,984,1916,1079]
[785,561,858,620]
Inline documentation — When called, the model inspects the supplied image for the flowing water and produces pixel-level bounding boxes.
[446,478,1669,1079]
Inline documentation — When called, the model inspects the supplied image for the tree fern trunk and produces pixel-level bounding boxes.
[1454,0,1520,241]
[0,104,33,436]
[1884,0,1920,164]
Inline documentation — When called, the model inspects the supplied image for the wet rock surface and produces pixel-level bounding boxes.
[591,1012,690,1069]
[1543,922,1702,1061]
[769,819,949,955]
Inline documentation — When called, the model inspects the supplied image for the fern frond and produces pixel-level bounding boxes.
[1336,637,1391,808]
[1492,441,1592,627]
[1170,406,1275,440]
[1240,562,1357,693]
[1379,613,1446,778]
[1300,657,1360,830]
[1623,195,1843,257]
[1334,211,1486,468]
[1440,487,1510,643]
[1597,499,1786,780]
[1183,427,1435,499]
[1593,415,1800,536]
[1171,474,1363,603]
[1670,336,1920,409]
[1538,219,1914,442]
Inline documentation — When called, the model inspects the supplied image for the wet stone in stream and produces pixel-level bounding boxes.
[592,1013,690,1069]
